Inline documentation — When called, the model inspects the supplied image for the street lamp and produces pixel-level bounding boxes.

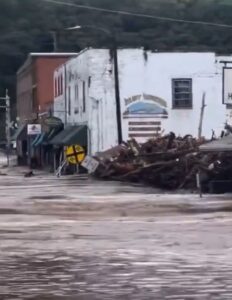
[66,25,110,36]
[66,25,123,145]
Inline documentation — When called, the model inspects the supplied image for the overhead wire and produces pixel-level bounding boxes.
[41,0,232,29]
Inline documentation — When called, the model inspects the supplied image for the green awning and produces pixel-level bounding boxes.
[11,124,27,141]
[40,125,64,146]
[49,125,88,146]
[31,134,41,147]
[34,133,46,147]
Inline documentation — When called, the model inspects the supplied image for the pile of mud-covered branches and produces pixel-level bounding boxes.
[94,133,232,191]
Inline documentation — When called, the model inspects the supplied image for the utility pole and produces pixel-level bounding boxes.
[112,36,123,144]
[66,25,123,144]
[5,90,11,167]
[0,90,11,166]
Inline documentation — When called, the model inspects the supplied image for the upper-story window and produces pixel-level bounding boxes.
[83,81,86,113]
[172,79,192,109]
[54,78,58,97]
[57,75,60,96]
[56,74,63,96]
[68,86,71,116]
[60,74,63,95]
[74,84,79,114]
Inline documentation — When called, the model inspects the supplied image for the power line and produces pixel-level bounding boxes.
[41,0,232,29]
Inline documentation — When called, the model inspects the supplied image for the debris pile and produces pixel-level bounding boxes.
[94,133,232,191]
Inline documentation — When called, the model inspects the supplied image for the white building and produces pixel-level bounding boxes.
[54,49,232,155]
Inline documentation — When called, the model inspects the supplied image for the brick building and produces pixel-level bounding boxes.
[17,53,76,123]
[15,53,76,166]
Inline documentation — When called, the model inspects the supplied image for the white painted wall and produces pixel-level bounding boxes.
[54,64,66,123]
[54,49,231,155]
[54,49,118,154]
[87,49,118,154]
[118,50,228,141]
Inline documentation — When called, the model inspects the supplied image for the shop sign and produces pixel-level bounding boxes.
[27,124,42,135]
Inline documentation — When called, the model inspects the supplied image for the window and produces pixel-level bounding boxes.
[54,78,57,97]
[60,74,63,95]
[172,79,192,109]
[32,87,37,112]
[57,75,63,96]
[68,86,71,115]
[83,81,86,113]
[57,76,60,96]
[74,84,79,114]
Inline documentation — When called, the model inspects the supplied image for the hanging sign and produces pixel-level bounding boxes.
[27,124,42,135]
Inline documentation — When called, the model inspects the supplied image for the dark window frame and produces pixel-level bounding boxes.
[74,83,79,114]
[60,74,63,95]
[32,87,37,113]
[54,78,57,98]
[83,81,86,113]
[58,76,60,96]
[172,78,193,109]
[68,86,71,116]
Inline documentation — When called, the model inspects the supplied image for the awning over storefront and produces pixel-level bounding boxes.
[49,125,88,146]
[11,124,27,141]
[200,135,232,152]
[32,133,47,147]
[43,126,63,145]
[31,134,41,147]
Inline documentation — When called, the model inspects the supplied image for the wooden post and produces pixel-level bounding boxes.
[53,152,56,175]
[196,170,202,198]
[198,92,207,139]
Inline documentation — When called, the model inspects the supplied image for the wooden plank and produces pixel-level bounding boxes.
[129,127,161,132]
[129,121,161,126]
[129,133,159,138]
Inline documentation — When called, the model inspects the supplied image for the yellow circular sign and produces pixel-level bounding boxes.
[65,145,85,165]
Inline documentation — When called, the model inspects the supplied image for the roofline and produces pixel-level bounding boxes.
[54,48,226,74]
[17,52,78,75]
[54,48,90,73]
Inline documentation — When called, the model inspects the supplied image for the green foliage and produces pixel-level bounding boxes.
[0,0,232,109]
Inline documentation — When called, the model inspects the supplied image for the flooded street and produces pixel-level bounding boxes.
[0,170,232,299]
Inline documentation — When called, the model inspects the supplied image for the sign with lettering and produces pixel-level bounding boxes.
[123,94,168,119]
[27,124,41,135]
[223,68,232,104]
[123,94,167,140]
[81,156,99,174]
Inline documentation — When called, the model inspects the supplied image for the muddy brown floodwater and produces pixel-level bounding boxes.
[0,171,232,299]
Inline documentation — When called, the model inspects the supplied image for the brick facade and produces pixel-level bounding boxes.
[17,53,76,124]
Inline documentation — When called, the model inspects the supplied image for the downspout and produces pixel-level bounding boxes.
[64,65,67,125]
[88,126,92,156]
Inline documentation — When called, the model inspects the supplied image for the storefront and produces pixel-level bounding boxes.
[49,124,88,173]
[11,123,28,165]
[30,116,64,169]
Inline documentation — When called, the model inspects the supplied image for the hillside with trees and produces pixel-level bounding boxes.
[0,0,232,111]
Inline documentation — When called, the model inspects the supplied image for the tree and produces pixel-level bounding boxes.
[0,0,232,113]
